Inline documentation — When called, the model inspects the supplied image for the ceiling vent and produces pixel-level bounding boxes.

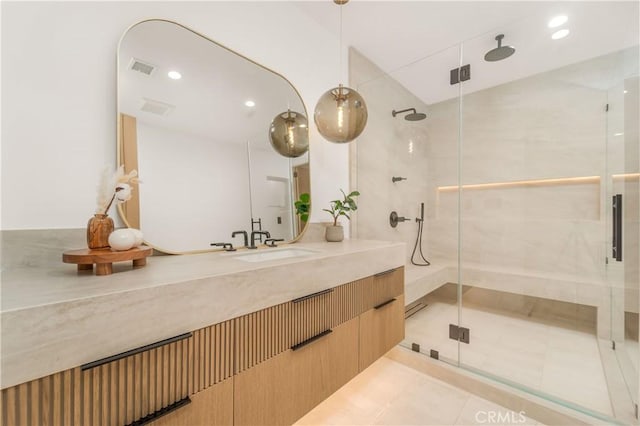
[139,98,175,116]
[129,58,156,76]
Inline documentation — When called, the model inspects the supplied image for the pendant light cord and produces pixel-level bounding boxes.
[339,3,343,84]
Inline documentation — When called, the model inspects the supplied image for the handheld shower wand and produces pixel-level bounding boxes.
[411,202,430,266]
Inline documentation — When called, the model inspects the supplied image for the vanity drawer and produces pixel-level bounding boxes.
[82,333,192,426]
[290,288,333,347]
[190,320,234,393]
[331,276,370,327]
[0,333,193,426]
[0,321,235,426]
[234,317,359,426]
[365,267,404,310]
[234,288,333,375]
[234,302,292,374]
[148,378,233,426]
[359,294,405,371]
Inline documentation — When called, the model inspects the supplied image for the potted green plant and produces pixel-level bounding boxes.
[323,190,360,242]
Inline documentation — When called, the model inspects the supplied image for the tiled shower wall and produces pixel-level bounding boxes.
[350,48,431,265]
[351,46,638,338]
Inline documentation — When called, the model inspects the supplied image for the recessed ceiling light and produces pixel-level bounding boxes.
[168,71,182,80]
[245,100,256,107]
[548,15,568,28]
[614,133,624,136]
[551,29,570,40]
[624,90,628,94]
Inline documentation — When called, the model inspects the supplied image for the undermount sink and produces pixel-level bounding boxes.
[231,248,320,263]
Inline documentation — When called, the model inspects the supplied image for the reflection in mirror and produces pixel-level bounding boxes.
[117,20,309,253]
[269,110,309,158]
[247,138,310,243]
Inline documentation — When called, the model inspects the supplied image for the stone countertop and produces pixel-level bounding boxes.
[1,239,405,389]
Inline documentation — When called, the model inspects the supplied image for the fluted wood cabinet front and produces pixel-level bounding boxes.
[1,320,233,426]
[1,334,192,426]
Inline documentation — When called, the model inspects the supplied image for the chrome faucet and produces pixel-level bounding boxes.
[249,231,271,249]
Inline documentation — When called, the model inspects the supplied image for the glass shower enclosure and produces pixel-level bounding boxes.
[353,2,639,423]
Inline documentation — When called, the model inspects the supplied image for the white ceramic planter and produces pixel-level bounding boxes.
[325,225,344,242]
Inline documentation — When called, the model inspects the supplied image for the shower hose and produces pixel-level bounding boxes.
[411,216,431,267]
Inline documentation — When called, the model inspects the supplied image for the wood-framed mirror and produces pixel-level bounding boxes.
[117,19,310,254]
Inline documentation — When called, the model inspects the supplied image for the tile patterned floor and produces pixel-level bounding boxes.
[295,357,540,425]
[404,301,613,416]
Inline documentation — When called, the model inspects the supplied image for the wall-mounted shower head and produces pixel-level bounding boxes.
[484,34,515,62]
[392,108,426,121]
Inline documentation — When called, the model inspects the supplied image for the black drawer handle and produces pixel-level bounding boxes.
[374,268,397,277]
[126,397,191,426]
[374,298,396,310]
[292,288,334,303]
[291,329,332,351]
[81,332,192,371]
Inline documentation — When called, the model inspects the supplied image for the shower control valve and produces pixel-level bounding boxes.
[389,211,411,228]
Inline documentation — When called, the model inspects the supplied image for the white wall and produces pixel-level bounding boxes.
[1,1,349,230]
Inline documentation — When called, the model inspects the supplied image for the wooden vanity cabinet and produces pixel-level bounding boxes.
[1,267,404,426]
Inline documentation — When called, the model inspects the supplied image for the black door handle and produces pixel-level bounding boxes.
[613,194,622,262]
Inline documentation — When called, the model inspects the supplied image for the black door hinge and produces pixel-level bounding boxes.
[449,324,470,344]
[450,64,471,85]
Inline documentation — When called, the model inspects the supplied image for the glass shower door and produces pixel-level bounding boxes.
[607,68,640,418]
[455,9,638,420]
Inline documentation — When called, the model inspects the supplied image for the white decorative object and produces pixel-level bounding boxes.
[129,229,144,247]
[95,165,139,215]
[115,183,132,203]
[108,229,136,251]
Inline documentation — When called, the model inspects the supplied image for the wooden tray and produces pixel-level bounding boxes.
[63,246,153,276]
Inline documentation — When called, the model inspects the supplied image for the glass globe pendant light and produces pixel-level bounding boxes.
[314,0,368,143]
[269,109,309,158]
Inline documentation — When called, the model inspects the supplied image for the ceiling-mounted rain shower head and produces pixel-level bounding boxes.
[484,34,515,62]
[392,108,427,121]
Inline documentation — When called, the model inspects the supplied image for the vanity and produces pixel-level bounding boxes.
[1,240,405,426]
